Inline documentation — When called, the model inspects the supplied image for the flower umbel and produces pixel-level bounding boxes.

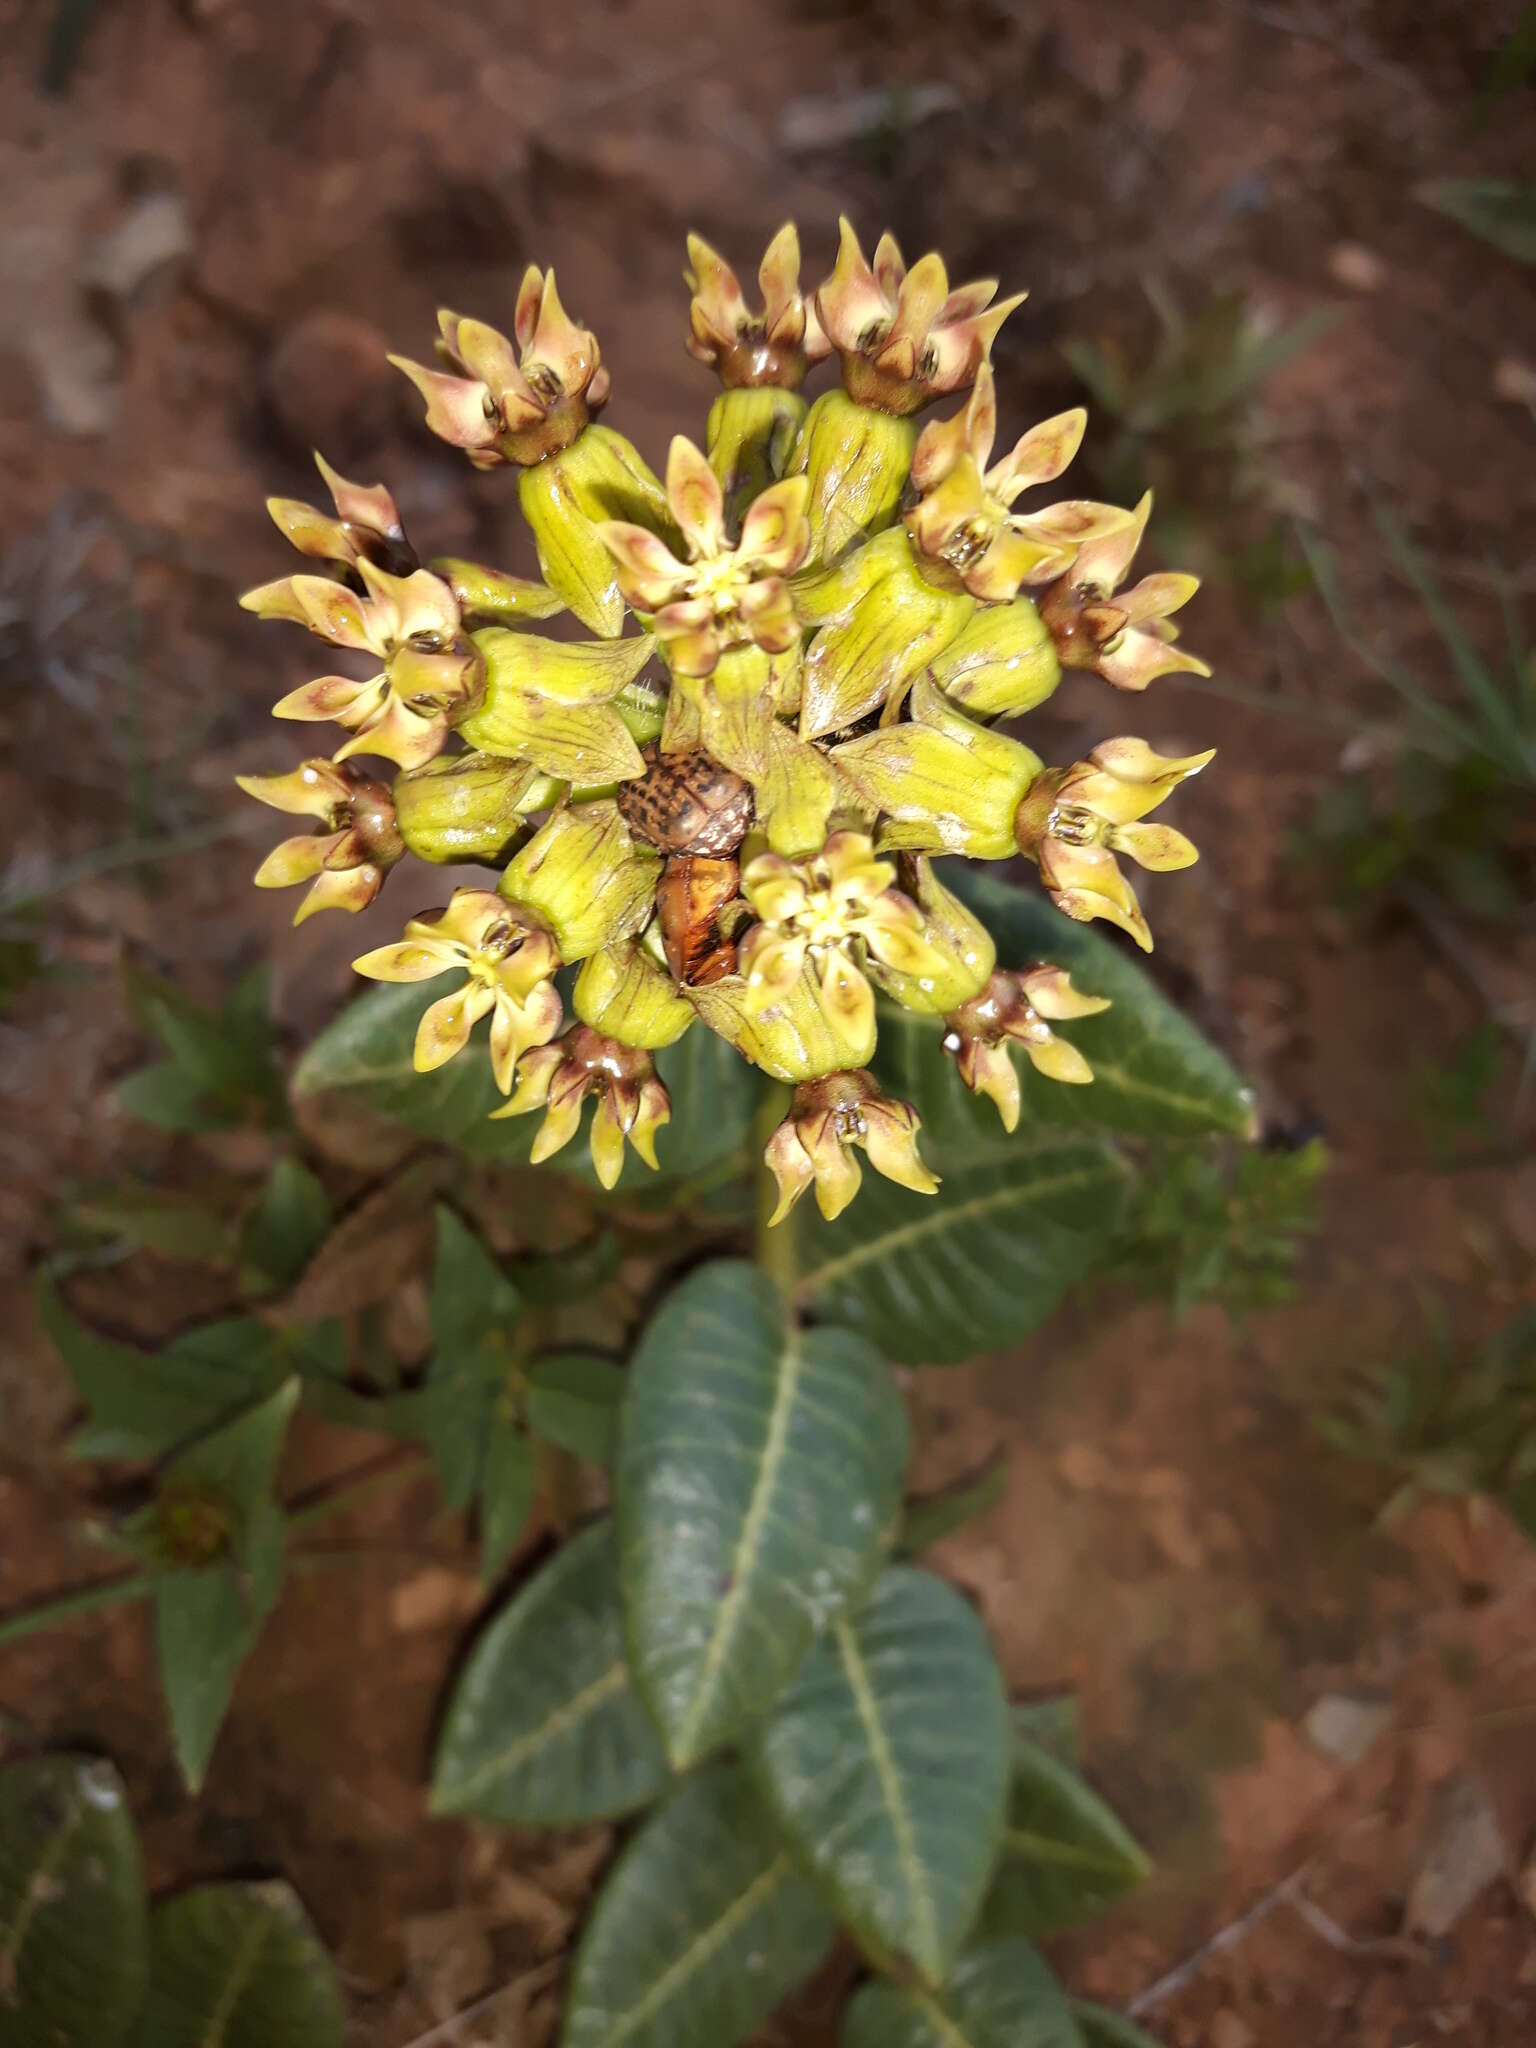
[493,1025,671,1190]
[235,758,402,922]
[241,560,483,770]
[765,1070,939,1223]
[944,967,1111,1130]
[391,268,609,467]
[738,830,944,1049]
[1014,739,1215,950]
[815,217,1025,417]
[352,887,562,1091]
[598,438,810,677]
[906,365,1129,602]
[686,224,830,389]
[1037,492,1211,691]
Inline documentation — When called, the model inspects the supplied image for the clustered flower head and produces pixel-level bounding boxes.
[239,219,1215,1220]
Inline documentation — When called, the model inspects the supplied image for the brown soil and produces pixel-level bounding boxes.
[2,0,1534,2043]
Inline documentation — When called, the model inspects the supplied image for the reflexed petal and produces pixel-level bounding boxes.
[415,982,494,1071]
[861,1099,940,1197]
[421,886,511,951]
[735,577,799,652]
[529,1086,587,1163]
[315,454,403,539]
[588,1095,629,1189]
[741,853,809,924]
[987,407,1088,502]
[253,832,331,888]
[1069,490,1152,597]
[352,936,463,982]
[967,528,1066,603]
[293,864,383,924]
[495,1040,564,1116]
[1112,821,1200,871]
[359,561,460,645]
[764,1118,817,1225]
[630,1075,671,1169]
[1120,571,1201,625]
[737,476,811,572]
[272,672,383,723]
[938,277,998,324]
[857,893,942,976]
[739,927,807,1011]
[595,520,691,608]
[666,437,727,558]
[655,619,724,679]
[957,1037,1022,1132]
[926,290,1025,395]
[514,265,545,354]
[810,1136,862,1222]
[816,948,875,1046]
[236,760,351,819]
[1075,739,1216,820]
[1098,628,1212,690]
[819,829,890,895]
[266,498,352,565]
[816,216,891,349]
[1022,1031,1095,1085]
[488,979,563,1094]
[389,355,501,454]
[1039,840,1152,951]
[293,575,382,652]
[333,696,447,769]
[910,367,995,494]
[1018,965,1111,1021]
[238,576,318,627]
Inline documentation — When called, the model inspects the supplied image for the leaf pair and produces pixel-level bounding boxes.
[0,1754,340,2048]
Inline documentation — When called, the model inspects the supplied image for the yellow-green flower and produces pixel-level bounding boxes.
[240,560,483,770]
[943,967,1111,1130]
[235,758,402,923]
[905,365,1128,602]
[1013,739,1214,950]
[1037,492,1211,691]
[597,438,810,677]
[686,224,830,389]
[738,830,944,1050]
[391,269,609,468]
[352,887,562,1092]
[814,218,1023,417]
[764,1069,938,1223]
[492,1025,670,1189]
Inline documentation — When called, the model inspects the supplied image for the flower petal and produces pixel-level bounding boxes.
[235,760,351,819]
[987,407,1087,502]
[352,936,462,982]
[389,355,501,455]
[737,476,812,573]
[272,672,384,724]
[414,982,494,1072]
[666,436,727,558]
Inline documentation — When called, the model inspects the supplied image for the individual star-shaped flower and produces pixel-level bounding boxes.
[685,223,831,389]
[240,560,483,769]
[390,268,610,468]
[905,364,1129,602]
[764,1069,939,1223]
[943,967,1111,1130]
[596,437,810,677]
[235,758,403,923]
[264,453,415,578]
[1037,491,1211,691]
[491,1024,671,1189]
[351,887,562,1091]
[813,217,1024,416]
[1013,738,1215,951]
[737,829,947,1050]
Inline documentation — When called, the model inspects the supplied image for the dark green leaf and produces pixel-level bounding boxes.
[422,1207,523,1512]
[1072,2003,1164,2048]
[977,1738,1150,1940]
[563,1764,836,2048]
[431,1204,521,1358]
[240,1160,332,1295]
[38,1277,287,1461]
[149,1380,298,1790]
[1014,1696,1081,1770]
[618,1261,907,1768]
[884,867,1255,1144]
[841,1937,1078,2048]
[899,1457,1007,1555]
[527,1352,627,1465]
[128,1883,341,2048]
[115,1058,224,1133]
[749,1565,1010,1984]
[480,1418,536,1582]
[794,1140,1130,1365]
[516,1231,621,1306]
[1420,179,1536,265]
[433,1520,668,1824]
[0,1755,147,2048]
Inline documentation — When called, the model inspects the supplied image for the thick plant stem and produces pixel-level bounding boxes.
[752,1081,797,1300]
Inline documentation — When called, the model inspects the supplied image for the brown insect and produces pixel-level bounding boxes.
[656,854,740,987]
[616,745,754,857]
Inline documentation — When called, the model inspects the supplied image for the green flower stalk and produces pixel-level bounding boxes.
[239,219,1217,1217]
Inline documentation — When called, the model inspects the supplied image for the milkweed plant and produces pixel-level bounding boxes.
[16,222,1258,2048]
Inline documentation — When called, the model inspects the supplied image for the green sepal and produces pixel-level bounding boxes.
[394,751,551,865]
[928,597,1061,718]
[458,628,651,783]
[790,388,917,567]
[754,718,840,857]
[575,942,696,1048]
[431,557,565,624]
[706,386,807,529]
[500,800,661,962]
[517,425,674,637]
[799,538,972,740]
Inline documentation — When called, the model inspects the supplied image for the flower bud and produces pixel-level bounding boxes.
[832,676,1042,859]
[517,424,675,636]
[866,858,996,1017]
[943,966,1110,1129]
[491,1025,671,1190]
[926,597,1060,719]
[763,1069,938,1225]
[788,388,918,567]
[798,532,973,740]
[574,941,696,1048]
[393,752,551,866]
[457,628,652,785]
[499,800,662,962]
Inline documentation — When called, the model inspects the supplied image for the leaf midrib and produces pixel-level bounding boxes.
[0,1792,86,1985]
[200,1907,270,2048]
[833,1614,942,1978]
[1002,1825,1144,1876]
[440,1661,630,1806]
